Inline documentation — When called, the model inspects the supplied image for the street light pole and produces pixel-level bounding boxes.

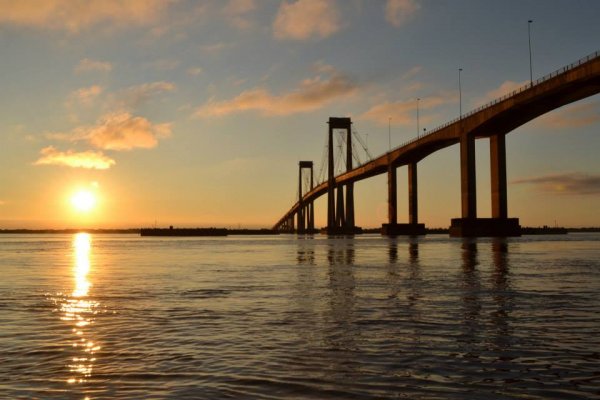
[416,98,420,138]
[528,20,533,86]
[458,68,463,119]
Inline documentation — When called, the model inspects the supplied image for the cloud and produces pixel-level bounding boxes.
[512,172,600,195]
[50,112,172,151]
[195,65,358,117]
[116,81,176,109]
[0,0,171,32]
[223,0,256,30]
[360,93,456,126]
[34,146,115,169]
[476,80,529,105]
[401,66,422,80]
[273,0,341,41]
[75,58,113,73]
[68,85,103,106]
[145,59,181,71]
[187,67,203,76]
[385,0,420,27]
[537,101,600,129]
[0,200,5,206]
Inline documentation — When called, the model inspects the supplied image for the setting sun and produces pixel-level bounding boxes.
[71,190,96,213]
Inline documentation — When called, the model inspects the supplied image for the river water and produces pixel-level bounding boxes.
[0,233,599,399]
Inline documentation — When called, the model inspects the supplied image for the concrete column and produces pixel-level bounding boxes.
[335,186,345,228]
[408,162,418,224]
[327,124,335,229]
[298,164,305,232]
[309,165,315,231]
[387,164,397,225]
[345,127,355,229]
[490,134,507,219]
[460,134,477,219]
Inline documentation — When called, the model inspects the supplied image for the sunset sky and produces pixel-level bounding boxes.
[1,0,599,229]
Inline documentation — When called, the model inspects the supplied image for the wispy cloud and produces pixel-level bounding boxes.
[67,85,103,107]
[512,172,600,195]
[195,65,358,117]
[34,146,116,169]
[49,112,172,151]
[187,67,204,76]
[385,0,420,28]
[223,0,256,30]
[116,81,176,109]
[475,80,529,106]
[0,0,170,33]
[360,92,456,126]
[537,101,600,129]
[75,58,112,73]
[273,0,341,41]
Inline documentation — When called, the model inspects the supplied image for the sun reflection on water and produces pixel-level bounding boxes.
[60,233,101,386]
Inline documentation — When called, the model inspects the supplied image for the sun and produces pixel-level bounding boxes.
[71,190,97,213]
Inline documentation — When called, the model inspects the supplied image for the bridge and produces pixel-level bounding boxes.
[273,51,600,236]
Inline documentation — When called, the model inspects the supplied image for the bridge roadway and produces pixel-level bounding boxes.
[273,51,600,233]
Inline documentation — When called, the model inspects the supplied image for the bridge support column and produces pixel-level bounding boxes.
[490,134,507,219]
[450,133,520,237]
[382,162,425,236]
[461,133,477,219]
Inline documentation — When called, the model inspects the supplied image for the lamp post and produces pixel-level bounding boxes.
[528,20,533,86]
[388,117,391,151]
[458,68,463,119]
[416,98,420,138]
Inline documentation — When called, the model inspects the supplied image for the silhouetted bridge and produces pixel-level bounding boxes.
[273,51,600,236]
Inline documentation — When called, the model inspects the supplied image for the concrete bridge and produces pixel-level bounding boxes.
[273,51,600,236]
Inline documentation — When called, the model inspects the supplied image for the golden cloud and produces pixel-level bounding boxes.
[68,85,104,106]
[34,146,116,169]
[80,112,172,151]
[195,66,358,117]
[385,0,420,27]
[273,0,341,41]
[75,58,113,73]
[512,172,600,195]
[0,0,170,32]
[475,80,529,106]
[360,93,455,126]
[537,101,600,129]
[49,112,172,151]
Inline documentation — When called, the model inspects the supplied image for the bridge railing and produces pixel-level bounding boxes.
[388,50,600,155]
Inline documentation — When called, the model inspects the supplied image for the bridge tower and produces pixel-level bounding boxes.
[297,161,315,233]
[326,117,360,235]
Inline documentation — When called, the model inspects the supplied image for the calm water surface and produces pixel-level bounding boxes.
[0,233,599,399]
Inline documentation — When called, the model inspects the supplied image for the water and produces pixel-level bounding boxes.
[1,233,599,399]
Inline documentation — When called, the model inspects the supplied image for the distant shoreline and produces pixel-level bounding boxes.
[1,227,599,235]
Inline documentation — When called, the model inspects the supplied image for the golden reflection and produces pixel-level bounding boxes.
[59,233,100,386]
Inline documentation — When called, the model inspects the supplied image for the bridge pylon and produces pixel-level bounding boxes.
[297,161,316,234]
[325,117,361,235]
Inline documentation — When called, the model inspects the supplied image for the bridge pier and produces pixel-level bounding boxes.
[325,117,361,235]
[382,162,425,236]
[450,133,520,237]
